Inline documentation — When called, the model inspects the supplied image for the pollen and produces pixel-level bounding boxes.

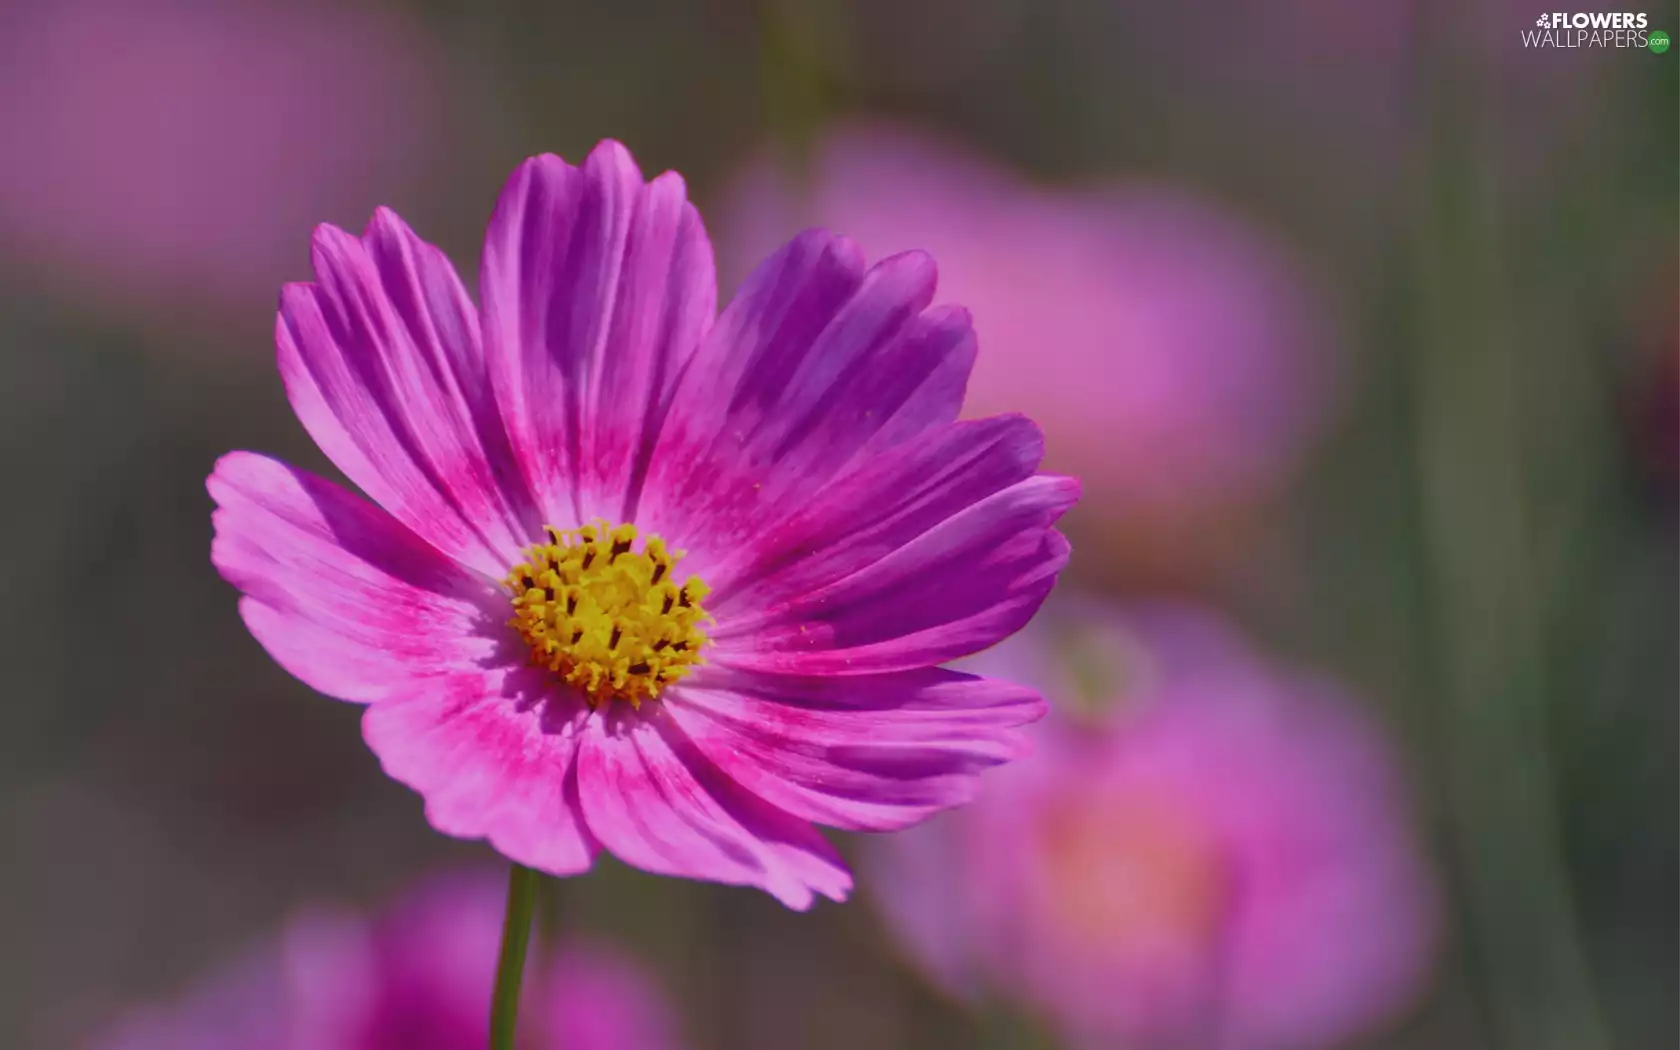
[503,522,710,708]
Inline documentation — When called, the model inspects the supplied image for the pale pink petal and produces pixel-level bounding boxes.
[208,451,598,876]
[276,209,538,576]
[705,414,1057,604]
[637,230,977,573]
[206,451,501,704]
[479,141,717,529]
[575,711,852,909]
[663,666,1044,831]
[361,670,598,876]
[704,416,1077,674]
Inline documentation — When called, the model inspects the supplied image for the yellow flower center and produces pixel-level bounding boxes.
[503,522,710,708]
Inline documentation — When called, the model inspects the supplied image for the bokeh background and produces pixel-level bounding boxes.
[0,0,1674,1047]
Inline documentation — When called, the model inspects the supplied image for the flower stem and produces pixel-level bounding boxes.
[1405,3,1609,1048]
[490,862,541,1050]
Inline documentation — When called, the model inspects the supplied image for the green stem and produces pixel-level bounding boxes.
[1407,4,1609,1049]
[490,863,541,1050]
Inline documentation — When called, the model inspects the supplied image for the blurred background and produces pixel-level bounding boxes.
[0,0,1674,1047]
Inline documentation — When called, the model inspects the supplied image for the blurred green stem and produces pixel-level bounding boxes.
[1408,3,1609,1049]
[755,0,847,201]
[490,863,541,1050]
[978,1001,1059,1050]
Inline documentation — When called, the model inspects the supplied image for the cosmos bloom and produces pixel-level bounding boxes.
[719,124,1334,529]
[89,872,683,1050]
[208,141,1075,908]
[871,603,1439,1050]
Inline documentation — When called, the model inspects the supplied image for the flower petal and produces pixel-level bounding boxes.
[210,452,597,874]
[361,671,599,876]
[663,666,1046,831]
[636,229,978,573]
[276,208,538,576]
[707,416,1077,672]
[207,451,502,704]
[575,710,851,909]
[479,141,717,528]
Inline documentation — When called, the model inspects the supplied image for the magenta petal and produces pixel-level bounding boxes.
[721,487,1071,674]
[663,666,1045,831]
[207,451,501,704]
[637,230,978,570]
[276,209,538,577]
[575,712,852,909]
[479,141,718,528]
[210,453,597,877]
[708,414,1049,602]
[362,671,599,876]
[707,416,1077,672]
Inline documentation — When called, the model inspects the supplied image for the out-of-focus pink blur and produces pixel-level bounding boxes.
[87,870,685,1050]
[871,600,1440,1050]
[719,124,1338,578]
[0,0,458,329]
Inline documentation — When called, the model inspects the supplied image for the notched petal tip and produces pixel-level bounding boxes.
[474,806,602,882]
[1013,695,1052,745]
[204,448,254,501]
[495,151,578,209]
[274,278,314,309]
[782,226,865,269]
[1041,473,1083,517]
[363,697,602,879]
[873,246,939,287]
[511,139,653,191]
[942,412,1049,474]
[573,716,853,909]
[974,412,1051,472]
[363,204,415,242]
[924,301,976,335]
[646,166,692,200]
[1038,523,1075,570]
[789,868,853,911]
[307,220,362,266]
[584,137,641,173]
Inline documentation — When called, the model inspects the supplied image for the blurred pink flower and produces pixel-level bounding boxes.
[89,871,683,1050]
[870,602,1440,1050]
[717,125,1336,528]
[0,0,452,320]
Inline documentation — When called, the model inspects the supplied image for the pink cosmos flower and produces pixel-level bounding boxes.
[208,141,1076,909]
[717,124,1334,526]
[871,603,1440,1050]
[89,871,683,1050]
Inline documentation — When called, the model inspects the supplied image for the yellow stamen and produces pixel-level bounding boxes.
[503,521,710,708]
